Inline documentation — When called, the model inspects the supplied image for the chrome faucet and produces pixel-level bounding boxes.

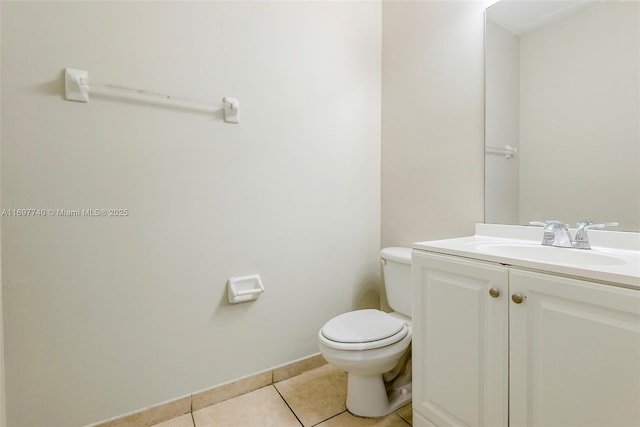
[573,220,619,249]
[541,221,574,248]
[529,220,618,250]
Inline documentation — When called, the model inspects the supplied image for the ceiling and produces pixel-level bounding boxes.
[486,0,596,35]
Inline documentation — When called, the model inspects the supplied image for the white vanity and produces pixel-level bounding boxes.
[411,224,640,427]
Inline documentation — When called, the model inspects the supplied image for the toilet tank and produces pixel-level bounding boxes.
[380,247,412,317]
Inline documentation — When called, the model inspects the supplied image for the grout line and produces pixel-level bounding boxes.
[399,414,412,426]
[309,410,347,427]
[396,407,412,426]
[272,384,304,427]
[189,394,195,427]
[396,414,413,426]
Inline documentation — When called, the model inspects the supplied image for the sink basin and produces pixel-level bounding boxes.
[470,242,627,266]
[413,225,640,288]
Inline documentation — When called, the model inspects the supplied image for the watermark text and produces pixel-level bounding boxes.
[1,208,129,217]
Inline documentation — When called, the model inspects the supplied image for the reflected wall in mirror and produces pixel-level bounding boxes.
[485,0,640,232]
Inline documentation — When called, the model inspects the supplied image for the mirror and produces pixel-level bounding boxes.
[484,0,639,232]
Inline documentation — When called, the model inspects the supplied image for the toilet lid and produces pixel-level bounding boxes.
[321,309,406,344]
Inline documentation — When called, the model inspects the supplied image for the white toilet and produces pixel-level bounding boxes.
[318,247,412,417]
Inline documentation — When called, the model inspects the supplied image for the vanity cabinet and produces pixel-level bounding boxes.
[412,251,640,427]
[412,252,509,427]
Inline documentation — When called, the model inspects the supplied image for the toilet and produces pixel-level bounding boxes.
[318,247,412,417]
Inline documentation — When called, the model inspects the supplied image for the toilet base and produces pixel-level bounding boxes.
[345,373,412,418]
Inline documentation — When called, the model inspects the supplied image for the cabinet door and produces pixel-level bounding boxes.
[510,269,640,427]
[412,251,509,427]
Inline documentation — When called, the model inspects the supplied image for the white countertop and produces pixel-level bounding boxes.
[413,224,640,289]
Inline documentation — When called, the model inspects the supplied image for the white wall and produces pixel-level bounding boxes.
[381,0,490,247]
[0,2,381,426]
[519,1,640,229]
[0,3,5,422]
[485,19,520,225]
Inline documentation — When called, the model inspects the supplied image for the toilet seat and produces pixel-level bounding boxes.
[319,309,409,351]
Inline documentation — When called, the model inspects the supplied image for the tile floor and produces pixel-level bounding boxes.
[151,364,412,427]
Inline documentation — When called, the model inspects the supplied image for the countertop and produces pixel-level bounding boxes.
[413,224,640,289]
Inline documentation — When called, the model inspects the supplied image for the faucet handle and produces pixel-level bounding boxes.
[573,221,619,249]
[529,220,570,233]
[529,220,565,228]
[575,220,593,229]
[529,220,571,246]
[576,220,619,231]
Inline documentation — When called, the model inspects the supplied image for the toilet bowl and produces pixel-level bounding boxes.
[318,247,413,418]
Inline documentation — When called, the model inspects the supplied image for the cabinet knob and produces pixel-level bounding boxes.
[511,293,525,304]
[489,288,500,298]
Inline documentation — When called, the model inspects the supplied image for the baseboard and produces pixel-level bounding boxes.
[87,353,326,427]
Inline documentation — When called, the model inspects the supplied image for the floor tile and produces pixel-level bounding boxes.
[315,411,410,427]
[274,364,348,426]
[192,385,301,427]
[395,403,412,425]
[150,413,194,427]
